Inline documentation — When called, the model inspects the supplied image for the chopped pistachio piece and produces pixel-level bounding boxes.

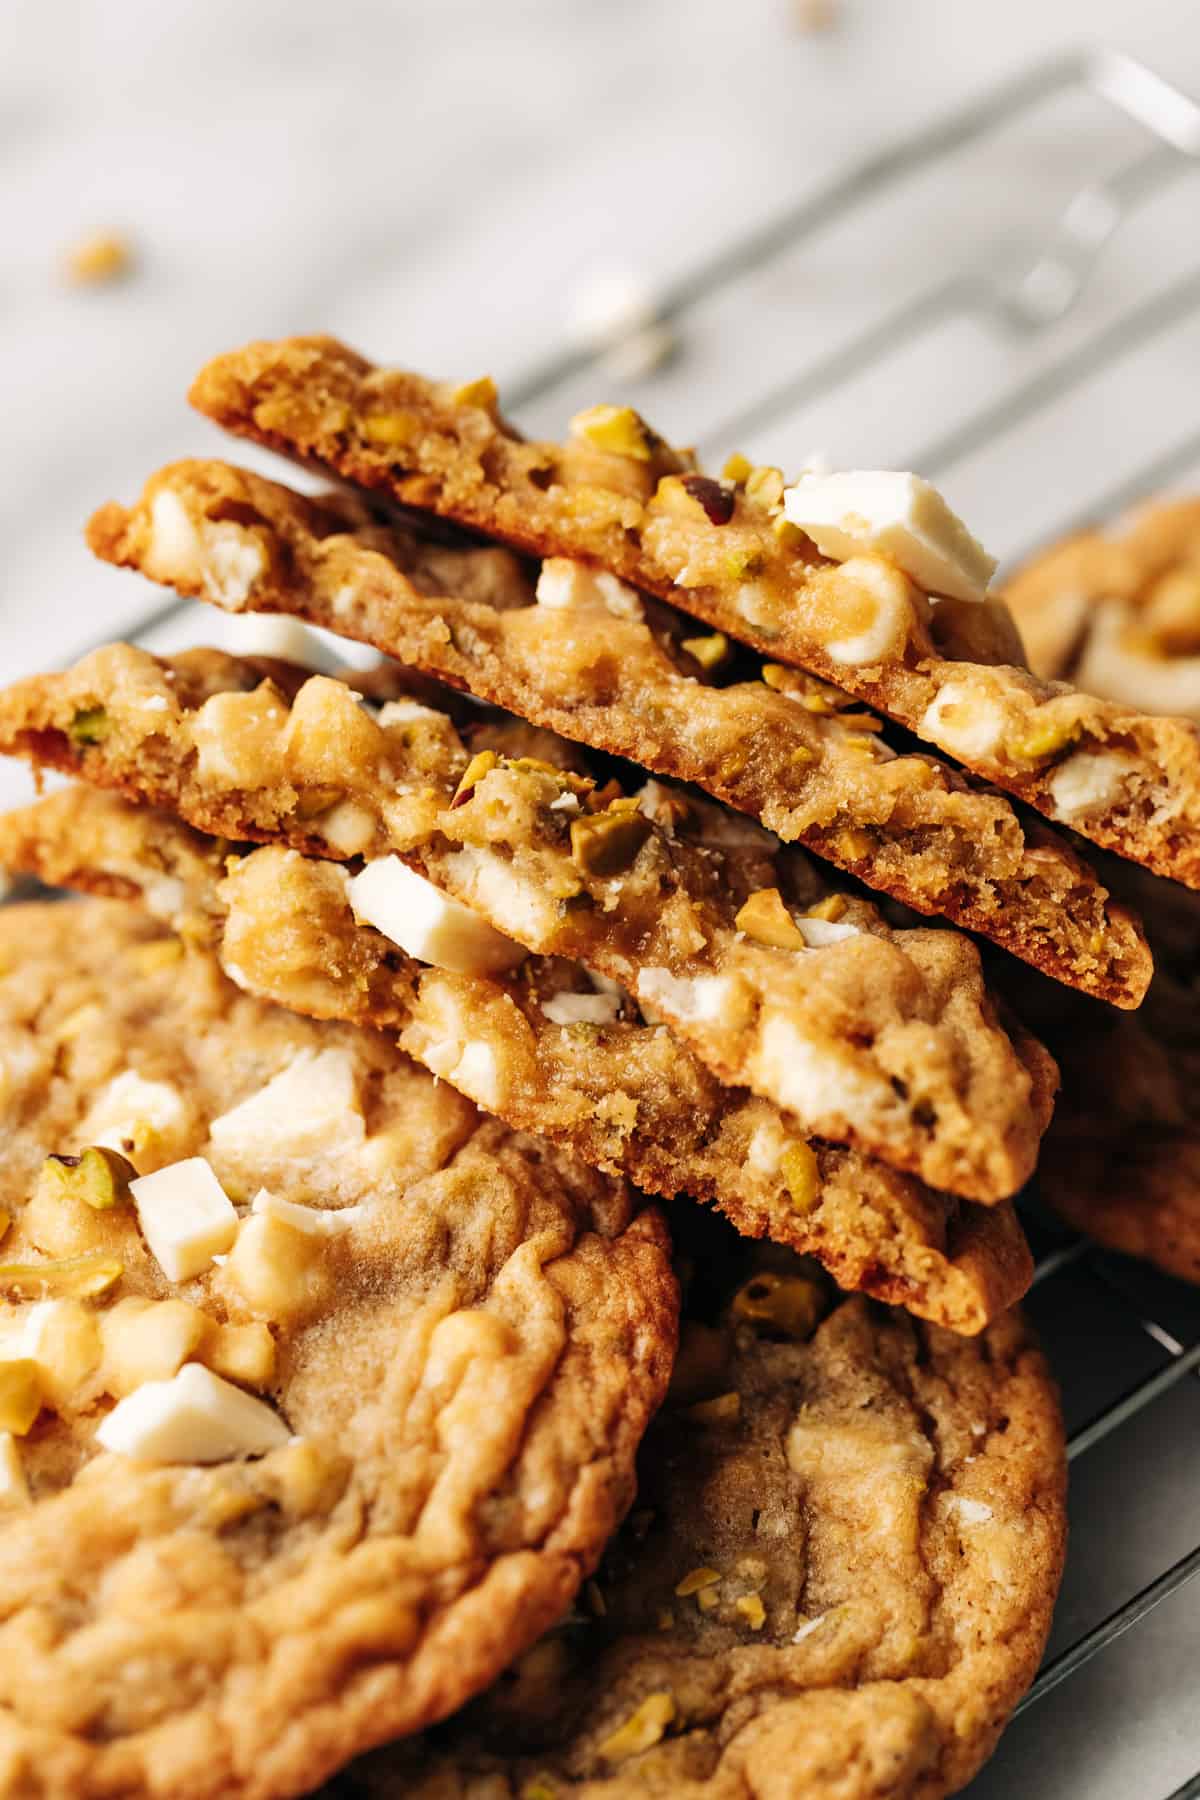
[735,888,807,952]
[0,1253,123,1301]
[674,1565,721,1597]
[570,805,652,878]
[450,375,498,411]
[67,706,111,747]
[451,749,498,807]
[596,1692,676,1765]
[685,1391,741,1425]
[806,894,847,923]
[1012,713,1082,762]
[39,1146,136,1212]
[0,1360,42,1436]
[131,939,185,976]
[569,403,656,461]
[736,1593,767,1629]
[680,630,732,673]
[745,465,785,511]
[731,1268,824,1339]
[360,411,418,446]
[780,1143,821,1214]
[722,452,753,485]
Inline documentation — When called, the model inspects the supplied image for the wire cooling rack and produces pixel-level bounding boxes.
[14,40,1200,1800]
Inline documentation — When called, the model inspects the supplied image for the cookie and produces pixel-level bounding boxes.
[327,1216,1067,1800]
[0,786,1035,1333]
[1006,495,1200,719]
[0,899,677,1799]
[0,644,1058,1203]
[1023,862,1200,1284]
[187,334,1200,889]
[86,458,1150,1007]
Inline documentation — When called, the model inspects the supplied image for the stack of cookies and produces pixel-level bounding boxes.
[3,337,1195,1797]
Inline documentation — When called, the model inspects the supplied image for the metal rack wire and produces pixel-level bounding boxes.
[24,40,1200,1799]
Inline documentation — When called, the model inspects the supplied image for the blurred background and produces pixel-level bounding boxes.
[4,3,1200,1795]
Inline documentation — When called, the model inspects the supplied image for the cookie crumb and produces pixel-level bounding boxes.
[63,230,134,286]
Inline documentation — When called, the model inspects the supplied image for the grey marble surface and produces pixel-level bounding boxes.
[4,4,1200,1796]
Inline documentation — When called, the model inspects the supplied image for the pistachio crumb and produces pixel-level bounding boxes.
[780,1144,821,1215]
[0,1253,124,1301]
[722,453,753,485]
[570,806,652,878]
[684,1391,741,1426]
[674,1565,722,1598]
[732,1267,824,1338]
[596,1692,676,1765]
[736,1593,767,1629]
[450,376,498,412]
[680,631,731,674]
[569,404,657,462]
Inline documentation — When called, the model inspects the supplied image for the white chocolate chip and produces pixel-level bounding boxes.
[218,613,323,666]
[542,991,622,1027]
[796,916,860,948]
[920,680,1007,762]
[636,968,738,1024]
[945,1494,994,1525]
[95,1362,289,1463]
[754,1018,879,1128]
[823,557,913,665]
[1047,749,1138,819]
[783,470,996,602]
[130,1158,239,1283]
[535,557,644,622]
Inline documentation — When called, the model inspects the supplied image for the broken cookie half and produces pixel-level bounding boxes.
[87,457,1150,1008]
[0,786,1034,1333]
[0,644,1056,1203]
[0,898,676,1799]
[186,334,1200,889]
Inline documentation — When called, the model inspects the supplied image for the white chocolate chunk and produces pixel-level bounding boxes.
[218,612,323,667]
[250,1188,365,1236]
[209,1048,365,1162]
[542,991,622,1026]
[377,697,444,728]
[80,1070,190,1160]
[754,1018,880,1128]
[783,471,996,602]
[795,916,860,947]
[95,1362,289,1463]
[348,857,526,976]
[920,681,1007,761]
[636,968,739,1024]
[130,1158,238,1282]
[1047,749,1138,819]
[17,1300,101,1407]
[944,1494,995,1526]
[0,1433,29,1507]
[536,557,644,622]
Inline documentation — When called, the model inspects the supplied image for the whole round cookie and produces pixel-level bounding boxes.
[334,1219,1067,1800]
[0,901,677,1799]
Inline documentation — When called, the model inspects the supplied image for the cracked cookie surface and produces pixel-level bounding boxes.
[324,1215,1067,1800]
[0,787,1033,1333]
[187,334,1200,888]
[0,900,676,1800]
[86,458,1149,1007]
[0,644,1056,1202]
